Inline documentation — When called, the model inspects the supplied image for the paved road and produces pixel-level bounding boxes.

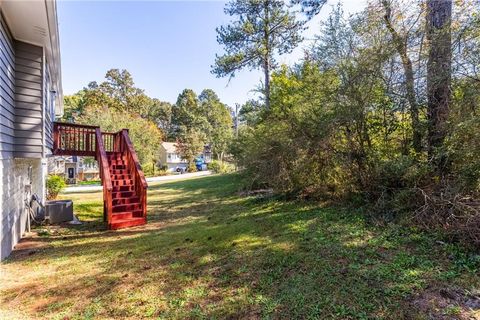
[63,171,212,193]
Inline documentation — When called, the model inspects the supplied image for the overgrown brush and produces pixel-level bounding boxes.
[230,1,480,250]
[414,185,480,248]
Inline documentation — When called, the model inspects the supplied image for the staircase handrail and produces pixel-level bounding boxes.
[95,128,113,223]
[120,129,148,218]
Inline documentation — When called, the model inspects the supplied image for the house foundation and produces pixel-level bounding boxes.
[0,158,44,260]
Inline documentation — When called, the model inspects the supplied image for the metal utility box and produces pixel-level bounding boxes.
[46,200,74,223]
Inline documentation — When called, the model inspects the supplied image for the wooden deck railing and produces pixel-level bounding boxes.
[53,122,98,156]
[102,132,118,153]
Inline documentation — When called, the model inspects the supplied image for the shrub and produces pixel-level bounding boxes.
[46,175,66,200]
[208,160,235,174]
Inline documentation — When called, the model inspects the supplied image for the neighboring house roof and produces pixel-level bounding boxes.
[161,142,178,154]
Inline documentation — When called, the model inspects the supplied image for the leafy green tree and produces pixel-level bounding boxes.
[62,69,165,167]
[238,99,263,127]
[198,89,233,160]
[62,93,85,123]
[98,69,150,114]
[172,89,208,135]
[293,0,326,18]
[78,105,163,166]
[212,0,304,109]
[381,0,422,152]
[171,89,233,160]
[228,0,480,247]
[144,99,173,136]
[175,128,207,171]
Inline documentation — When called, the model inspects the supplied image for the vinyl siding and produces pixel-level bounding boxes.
[44,69,53,150]
[0,13,15,159]
[14,40,44,158]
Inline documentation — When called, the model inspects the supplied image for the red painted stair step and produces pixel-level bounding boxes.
[112,191,136,198]
[109,217,146,230]
[111,209,143,220]
[112,202,142,213]
[112,180,134,187]
[110,164,126,170]
[112,197,140,205]
[111,169,129,175]
[109,161,126,166]
[113,185,135,192]
[111,173,132,179]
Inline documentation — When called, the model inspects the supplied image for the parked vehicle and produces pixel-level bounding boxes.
[175,166,187,174]
[195,157,208,171]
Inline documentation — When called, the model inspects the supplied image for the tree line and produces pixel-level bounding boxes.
[213,0,480,248]
[62,69,233,172]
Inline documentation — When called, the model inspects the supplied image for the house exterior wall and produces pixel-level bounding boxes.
[44,68,54,151]
[158,145,189,172]
[14,40,44,158]
[158,147,167,166]
[0,9,57,260]
[0,13,15,160]
[0,157,42,260]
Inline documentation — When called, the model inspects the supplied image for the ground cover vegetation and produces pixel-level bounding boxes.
[1,175,479,319]
[214,0,480,249]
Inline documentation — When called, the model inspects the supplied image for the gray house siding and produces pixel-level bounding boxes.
[44,69,53,150]
[1,1,62,261]
[14,41,44,158]
[0,12,54,160]
[0,13,15,160]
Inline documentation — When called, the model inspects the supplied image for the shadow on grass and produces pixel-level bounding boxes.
[2,174,478,319]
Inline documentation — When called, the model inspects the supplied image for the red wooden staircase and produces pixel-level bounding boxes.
[53,122,147,229]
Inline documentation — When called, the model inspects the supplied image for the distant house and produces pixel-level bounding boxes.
[0,0,63,260]
[158,142,188,172]
[48,156,99,184]
[203,144,212,163]
[158,142,212,172]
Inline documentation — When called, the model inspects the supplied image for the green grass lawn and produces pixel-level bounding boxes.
[75,179,101,186]
[1,174,479,319]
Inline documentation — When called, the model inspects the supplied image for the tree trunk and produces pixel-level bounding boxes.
[426,0,452,167]
[264,0,271,110]
[382,0,422,152]
[264,59,271,109]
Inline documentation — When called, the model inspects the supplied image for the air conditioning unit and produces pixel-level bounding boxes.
[45,200,73,223]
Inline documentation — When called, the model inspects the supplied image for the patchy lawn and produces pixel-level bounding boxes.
[1,174,479,319]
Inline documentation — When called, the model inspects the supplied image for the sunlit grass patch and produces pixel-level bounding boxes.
[1,174,479,319]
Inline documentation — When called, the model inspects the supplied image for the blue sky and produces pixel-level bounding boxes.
[58,0,365,107]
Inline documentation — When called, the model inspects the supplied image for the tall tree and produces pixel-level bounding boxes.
[426,0,452,164]
[99,69,149,114]
[175,128,207,171]
[172,89,208,136]
[293,0,326,19]
[381,0,422,152]
[145,99,173,136]
[212,0,304,109]
[198,89,233,160]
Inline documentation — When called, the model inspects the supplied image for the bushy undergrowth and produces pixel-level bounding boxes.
[46,175,66,200]
[231,1,480,248]
[208,160,235,174]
